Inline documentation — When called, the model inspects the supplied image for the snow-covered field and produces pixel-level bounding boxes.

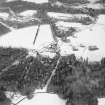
[19,10,37,17]
[98,98,105,105]
[6,0,48,4]
[22,0,48,4]
[56,19,105,62]
[0,13,9,20]
[13,97,105,105]
[0,24,54,50]
[15,93,66,105]
[0,15,105,61]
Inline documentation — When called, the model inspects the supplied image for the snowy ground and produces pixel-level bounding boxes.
[0,24,54,49]
[6,0,48,4]
[0,13,9,20]
[0,7,105,105]
[14,92,66,105]
[22,0,48,4]
[0,14,105,61]
[19,10,37,17]
[56,19,105,62]
[98,98,105,105]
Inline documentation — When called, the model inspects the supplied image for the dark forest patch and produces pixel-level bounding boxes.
[0,23,11,36]
[0,47,105,105]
